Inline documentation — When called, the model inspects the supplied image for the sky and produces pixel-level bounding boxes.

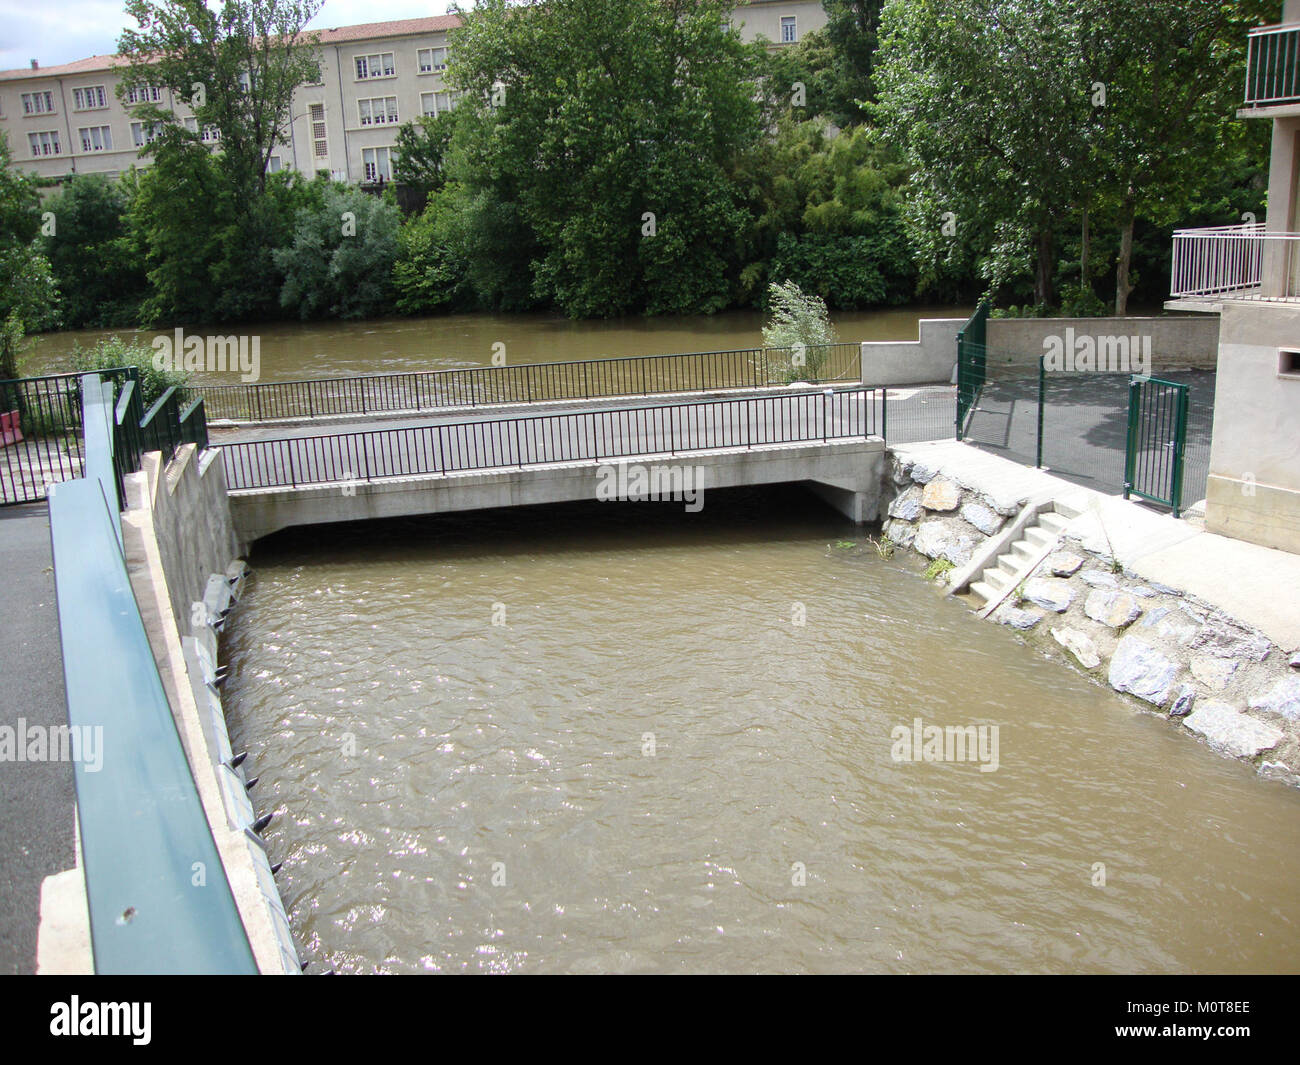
[0,0,455,72]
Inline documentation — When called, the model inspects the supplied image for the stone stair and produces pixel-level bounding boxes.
[968,508,1077,615]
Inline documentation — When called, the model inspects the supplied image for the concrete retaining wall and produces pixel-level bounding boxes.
[860,318,964,386]
[985,316,1220,371]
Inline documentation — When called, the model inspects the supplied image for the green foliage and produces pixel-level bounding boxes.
[924,557,955,583]
[275,184,400,319]
[43,175,148,328]
[447,0,764,317]
[392,185,473,314]
[69,335,190,407]
[0,132,59,378]
[393,111,462,202]
[762,280,837,379]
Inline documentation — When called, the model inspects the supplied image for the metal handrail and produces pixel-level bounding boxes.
[1170,225,1300,301]
[192,342,863,423]
[223,386,885,491]
[1245,22,1300,106]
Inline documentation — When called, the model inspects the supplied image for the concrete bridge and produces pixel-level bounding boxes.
[221,389,890,543]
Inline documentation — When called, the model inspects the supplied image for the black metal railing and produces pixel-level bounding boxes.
[1246,22,1300,107]
[223,386,884,491]
[194,343,863,423]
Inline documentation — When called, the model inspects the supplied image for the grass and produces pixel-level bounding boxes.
[923,557,955,583]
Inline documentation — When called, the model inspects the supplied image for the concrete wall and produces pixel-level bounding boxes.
[231,440,887,542]
[860,318,964,386]
[1205,302,1300,554]
[985,316,1221,370]
[125,445,240,631]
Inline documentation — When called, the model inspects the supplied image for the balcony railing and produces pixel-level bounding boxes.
[1170,224,1300,303]
[1245,23,1300,107]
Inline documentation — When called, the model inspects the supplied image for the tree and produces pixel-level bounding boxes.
[393,110,462,202]
[875,0,1094,309]
[275,184,401,319]
[821,0,886,126]
[43,175,148,328]
[446,0,765,317]
[392,185,473,314]
[0,132,58,379]
[117,0,323,199]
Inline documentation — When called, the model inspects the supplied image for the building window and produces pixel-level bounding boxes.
[780,16,797,43]
[72,85,107,111]
[130,121,163,147]
[182,117,220,142]
[417,47,448,74]
[21,91,55,115]
[78,125,113,152]
[125,84,163,104]
[362,146,392,183]
[27,130,60,156]
[357,96,399,126]
[310,103,328,158]
[268,155,282,173]
[354,52,395,80]
[420,91,455,117]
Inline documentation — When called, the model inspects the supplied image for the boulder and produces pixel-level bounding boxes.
[1247,676,1300,721]
[1183,702,1284,758]
[1078,569,1118,589]
[1169,685,1197,718]
[960,502,1004,536]
[920,477,962,512]
[913,520,976,566]
[1084,589,1144,629]
[1051,627,1100,669]
[1189,620,1272,662]
[1108,635,1179,706]
[882,518,916,549]
[995,604,1043,630]
[887,485,923,522]
[1023,577,1074,613]
[910,461,940,485]
[1043,551,1084,577]
[1189,656,1238,692]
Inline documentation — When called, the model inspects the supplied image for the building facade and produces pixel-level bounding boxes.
[1166,0,1300,554]
[0,2,827,185]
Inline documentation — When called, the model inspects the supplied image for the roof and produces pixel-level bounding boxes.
[0,14,465,82]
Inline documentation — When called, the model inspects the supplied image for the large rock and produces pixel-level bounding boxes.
[1183,702,1284,758]
[891,455,914,486]
[1084,589,1144,629]
[995,604,1043,630]
[913,520,976,566]
[1108,635,1179,705]
[1247,677,1300,721]
[1169,685,1197,718]
[1044,551,1084,577]
[1078,569,1118,589]
[1189,620,1271,662]
[1189,655,1238,692]
[1145,609,1198,645]
[1023,577,1074,613]
[887,485,923,521]
[920,477,962,512]
[960,502,1004,536]
[910,461,940,485]
[882,518,916,549]
[1051,627,1100,669]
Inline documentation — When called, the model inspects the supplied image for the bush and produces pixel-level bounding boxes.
[69,335,189,407]
[762,279,839,382]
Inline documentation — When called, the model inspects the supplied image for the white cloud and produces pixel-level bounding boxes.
[0,0,455,72]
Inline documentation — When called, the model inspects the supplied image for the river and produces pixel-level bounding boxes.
[221,485,1300,974]
[22,306,971,384]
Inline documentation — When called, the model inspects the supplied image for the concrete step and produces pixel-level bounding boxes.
[1024,526,1056,549]
[982,566,1012,591]
[1009,540,1037,565]
[969,580,998,607]
[1038,511,1072,535]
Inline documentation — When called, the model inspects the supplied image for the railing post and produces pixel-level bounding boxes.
[1036,356,1046,469]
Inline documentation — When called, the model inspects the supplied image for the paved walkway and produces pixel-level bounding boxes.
[895,439,1300,651]
[0,503,74,974]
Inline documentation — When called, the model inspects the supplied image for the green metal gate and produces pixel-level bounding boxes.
[1124,375,1190,517]
[955,301,989,439]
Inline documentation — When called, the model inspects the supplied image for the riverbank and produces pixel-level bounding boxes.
[883,439,1300,784]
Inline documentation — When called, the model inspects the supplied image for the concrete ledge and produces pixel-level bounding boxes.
[985,316,1220,371]
[860,318,963,386]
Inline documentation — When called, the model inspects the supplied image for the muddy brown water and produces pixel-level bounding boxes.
[220,485,1300,974]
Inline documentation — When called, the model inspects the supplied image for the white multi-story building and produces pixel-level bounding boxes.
[0,3,827,185]
[1166,0,1300,554]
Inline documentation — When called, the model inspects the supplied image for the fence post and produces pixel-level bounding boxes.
[1123,376,1139,500]
[1036,356,1046,469]
[1170,386,1189,519]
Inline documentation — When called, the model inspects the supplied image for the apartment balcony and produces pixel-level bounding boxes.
[1241,22,1300,116]
[1168,224,1300,310]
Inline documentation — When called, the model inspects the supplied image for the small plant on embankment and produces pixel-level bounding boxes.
[871,535,895,560]
[71,335,190,407]
[924,557,954,583]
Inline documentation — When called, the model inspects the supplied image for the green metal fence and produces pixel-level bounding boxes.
[1124,376,1190,518]
[955,302,989,438]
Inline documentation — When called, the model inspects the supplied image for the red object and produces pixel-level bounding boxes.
[0,410,22,447]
